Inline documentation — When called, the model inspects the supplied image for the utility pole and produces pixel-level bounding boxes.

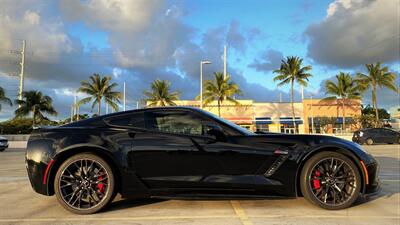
[279,93,282,102]
[136,101,139,109]
[106,103,109,114]
[70,105,73,123]
[18,40,26,108]
[123,82,126,111]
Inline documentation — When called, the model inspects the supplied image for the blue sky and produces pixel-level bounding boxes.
[0,0,399,120]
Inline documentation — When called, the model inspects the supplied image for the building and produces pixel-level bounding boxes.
[171,98,361,134]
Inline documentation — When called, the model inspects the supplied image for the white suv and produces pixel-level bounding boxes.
[0,136,8,151]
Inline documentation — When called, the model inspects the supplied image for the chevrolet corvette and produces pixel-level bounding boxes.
[26,107,379,214]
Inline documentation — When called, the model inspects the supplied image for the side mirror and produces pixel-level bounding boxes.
[204,123,226,142]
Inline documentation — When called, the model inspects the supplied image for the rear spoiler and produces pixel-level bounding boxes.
[32,125,59,131]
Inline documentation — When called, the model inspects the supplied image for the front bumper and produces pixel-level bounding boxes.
[0,141,8,149]
[364,160,380,195]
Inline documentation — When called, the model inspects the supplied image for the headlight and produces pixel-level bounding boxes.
[359,131,363,137]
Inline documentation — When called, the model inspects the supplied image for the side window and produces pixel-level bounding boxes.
[145,110,203,135]
[105,112,145,128]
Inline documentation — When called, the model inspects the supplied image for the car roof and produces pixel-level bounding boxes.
[62,106,201,127]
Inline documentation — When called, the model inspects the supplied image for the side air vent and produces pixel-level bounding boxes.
[264,155,289,177]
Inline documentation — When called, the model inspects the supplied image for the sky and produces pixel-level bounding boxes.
[0,0,399,121]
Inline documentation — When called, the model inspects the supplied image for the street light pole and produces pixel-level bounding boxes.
[200,60,211,109]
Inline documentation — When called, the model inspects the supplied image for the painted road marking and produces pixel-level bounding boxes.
[230,200,254,225]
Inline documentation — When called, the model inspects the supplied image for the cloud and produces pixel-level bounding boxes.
[59,0,164,32]
[248,49,284,72]
[0,0,285,121]
[305,0,400,68]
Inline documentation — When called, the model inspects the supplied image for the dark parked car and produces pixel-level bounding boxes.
[353,128,400,145]
[0,136,8,151]
[26,107,379,214]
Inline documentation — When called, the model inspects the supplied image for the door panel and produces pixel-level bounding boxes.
[190,136,278,189]
[129,132,221,189]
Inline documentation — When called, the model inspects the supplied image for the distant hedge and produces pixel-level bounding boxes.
[0,118,33,134]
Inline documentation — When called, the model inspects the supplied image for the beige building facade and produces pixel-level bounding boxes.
[169,98,361,134]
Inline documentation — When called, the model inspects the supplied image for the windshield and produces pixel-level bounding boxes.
[199,109,254,135]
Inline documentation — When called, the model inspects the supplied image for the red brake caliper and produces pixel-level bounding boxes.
[313,170,321,189]
[97,175,105,194]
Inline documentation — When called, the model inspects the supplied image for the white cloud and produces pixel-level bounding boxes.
[306,0,400,68]
[59,0,163,32]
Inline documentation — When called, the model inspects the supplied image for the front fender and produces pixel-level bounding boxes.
[296,136,376,195]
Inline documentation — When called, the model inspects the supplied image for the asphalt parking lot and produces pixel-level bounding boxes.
[0,145,398,225]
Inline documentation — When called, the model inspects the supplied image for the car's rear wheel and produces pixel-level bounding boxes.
[54,153,115,214]
[300,152,361,210]
[366,138,374,145]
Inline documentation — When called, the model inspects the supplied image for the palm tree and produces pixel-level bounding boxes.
[78,74,121,115]
[356,63,397,124]
[144,79,180,107]
[202,72,242,117]
[273,56,312,132]
[0,86,12,112]
[323,72,361,131]
[14,90,57,127]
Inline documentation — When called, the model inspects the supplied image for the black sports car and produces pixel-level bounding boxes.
[26,107,380,214]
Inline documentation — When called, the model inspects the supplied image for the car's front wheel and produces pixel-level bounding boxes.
[54,153,115,214]
[300,152,361,210]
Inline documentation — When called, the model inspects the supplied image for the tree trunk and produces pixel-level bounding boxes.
[291,81,296,133]
[372,83,379,127]
[342,99,346,132]
[218,99,221,117]
[98,97,102,115]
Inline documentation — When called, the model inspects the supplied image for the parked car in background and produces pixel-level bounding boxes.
[353,128,400,145]
[0,136,9,151]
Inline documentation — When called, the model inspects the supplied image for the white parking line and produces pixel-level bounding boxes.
[0,214,398,223]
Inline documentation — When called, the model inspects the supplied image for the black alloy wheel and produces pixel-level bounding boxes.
[54,153,115,214]
[301,152,361,210]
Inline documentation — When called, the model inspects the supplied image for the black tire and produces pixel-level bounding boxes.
[0,149,5,152]
[54,153,115,214]
[366,138,374,145]
[300,151,361,210]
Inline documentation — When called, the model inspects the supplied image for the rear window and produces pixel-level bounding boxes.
[105,112,145,128]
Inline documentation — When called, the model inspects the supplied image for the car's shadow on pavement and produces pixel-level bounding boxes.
[106,198,165,212]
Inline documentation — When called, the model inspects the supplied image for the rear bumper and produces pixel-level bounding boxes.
[25,135,55,196]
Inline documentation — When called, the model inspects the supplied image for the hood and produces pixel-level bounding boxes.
[251,133,363,151]
[0,136,7,141]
